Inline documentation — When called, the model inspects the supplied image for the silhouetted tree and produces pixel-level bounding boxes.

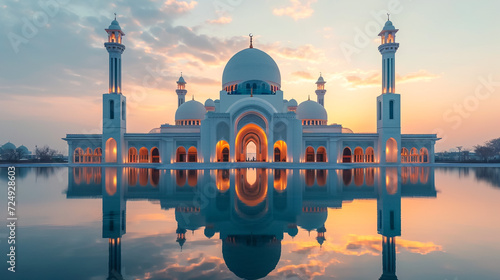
[474,145,495,162]
[36,146,58,162]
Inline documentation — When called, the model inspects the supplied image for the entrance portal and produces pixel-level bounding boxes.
[235,124,267,162]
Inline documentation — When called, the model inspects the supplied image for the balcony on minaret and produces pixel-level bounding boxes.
[378,17,399,94]
[105,18,125,45]
[177,75,186,90]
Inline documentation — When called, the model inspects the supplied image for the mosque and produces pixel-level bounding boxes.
[64,17,438,165]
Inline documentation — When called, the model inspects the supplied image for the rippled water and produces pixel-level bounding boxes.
[0,167,499,280]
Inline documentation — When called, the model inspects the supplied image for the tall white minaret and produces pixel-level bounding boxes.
[377,15,401,164]
[102,15,126,163]
[176,73,187,107]
[315,73,326,107]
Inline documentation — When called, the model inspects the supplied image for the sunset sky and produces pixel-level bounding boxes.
[1,0,499,154]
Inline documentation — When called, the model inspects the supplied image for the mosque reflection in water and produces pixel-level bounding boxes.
[68,167,436,280]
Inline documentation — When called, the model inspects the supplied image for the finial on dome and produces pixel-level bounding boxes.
[181,71,182,77]
[114,13,117,20]
[249,33,253,48]
[387,13,390,21]
[192,95,194,101]
[308,95,310,101]
[320,72,322,77]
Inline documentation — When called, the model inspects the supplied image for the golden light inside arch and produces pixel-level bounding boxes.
[235,168,268,206]
[235,123,268,162]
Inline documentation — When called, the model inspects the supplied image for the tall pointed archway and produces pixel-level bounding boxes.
[235,123,268,162]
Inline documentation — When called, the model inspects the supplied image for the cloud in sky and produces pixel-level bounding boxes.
[339,69,439,89]
[292,71,315,80]
[206,16,232,25]
[162,0,198,14]
[273,0,317,20]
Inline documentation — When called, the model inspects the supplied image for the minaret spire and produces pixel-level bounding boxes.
[176,73,187,107]
[378,17,399,94]
[315,73,326,106]
[105,16,125,94]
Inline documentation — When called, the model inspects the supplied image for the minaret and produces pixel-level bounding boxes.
[176,73,187,107]
[377,15,401,163]
[315,73,326,107]
[102,15,126,163]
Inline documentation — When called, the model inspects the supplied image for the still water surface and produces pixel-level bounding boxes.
[0,167,499,280]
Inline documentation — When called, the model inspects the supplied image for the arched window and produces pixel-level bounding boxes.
[176,147,186,162]
[305,147,315,162]
[84,148,92,163]
[401,148,409,163]
[110,100,114,120]
[93,148,102,163]
[419,148,429,163]
[122,101,125,120]
[188,147,197,162]
[353,147,364,163]
[389,100,394,120]
[139,147,149,163]
[378,101,382,120]
[342,147,352,163]
[128,147,138,163]
[74,148,84,163]
[316,146,327,162]
[410,148,418,163]
[365,147,374,163]
[151,147,160,163]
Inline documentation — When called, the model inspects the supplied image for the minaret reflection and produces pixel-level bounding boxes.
[103,167,126,280]
[377,167,401,280]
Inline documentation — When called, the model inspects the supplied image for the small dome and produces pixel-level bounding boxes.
[17,145,29,153]
[296,100,327,121]
[316,75,325,84]
[204,98,215,107]
[177,76,186,84]
[287,99,298,107]
[222,48,281,88]
[383,20,396,31]
[108,19,121,30]
[296,210,328,232]
[1,142,16,151]
[175,100,206,121]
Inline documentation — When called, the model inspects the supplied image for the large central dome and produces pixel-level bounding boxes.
[222,48,281,88]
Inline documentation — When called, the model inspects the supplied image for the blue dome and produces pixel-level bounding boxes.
[204,98,215,107]
[296,100,327,121]
[222,48,281,88]
[1,142,16,151]
[175,100,206,121]
[177,76,186,84]
[108,19,121,30]
[383,20,396,31]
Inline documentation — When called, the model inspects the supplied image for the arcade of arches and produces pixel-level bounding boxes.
[305,146,327,162]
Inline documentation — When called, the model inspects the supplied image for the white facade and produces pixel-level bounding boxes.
[64,18,438,165]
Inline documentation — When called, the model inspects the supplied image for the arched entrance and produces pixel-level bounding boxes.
[401,148,409,163]
[316,146,326,162]
[305,146,315,162]
[420,148,429,163]
[235,124,267,162]
[105,138,117,163]
[176,147,186,162]
[139,147,149,163]
[188,147,197,162]
[342,147,352,163]
[128,147,137,163]
[273,140,287,162]
[353,147,364,163]
[365,147,374,163]
[151,147,160,163]
[216,140,230,162]
[386,138,398,163]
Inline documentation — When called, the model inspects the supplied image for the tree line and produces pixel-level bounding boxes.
[474,137,500,162]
